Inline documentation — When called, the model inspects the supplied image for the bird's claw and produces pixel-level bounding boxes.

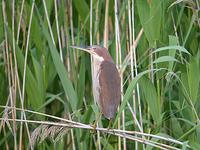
[90,123,97,134]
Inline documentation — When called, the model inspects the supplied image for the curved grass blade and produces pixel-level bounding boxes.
[153,56,179,64]
[36,9,78,112]
[153,46,190,55]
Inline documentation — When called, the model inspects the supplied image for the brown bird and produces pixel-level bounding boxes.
[72,45,121,120]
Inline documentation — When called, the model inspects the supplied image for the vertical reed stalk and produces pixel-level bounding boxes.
[114,0,126,149]
[127,1,137,149]
[42,0,55,45]
[11,2,18,149]
[104,0,109,48]
[2,1,17,149]
[20,1,35,149]
[43,0,76,149]
[90,0,101,149]
[16,0,25,43]
[3,1,24,149]
[69,0,76,66]
[54,0,63,62]
[95,0,100,44]
[68,1,76,149]
[131,1,144,149]
[15,0,32,148]
[11,0,18,149]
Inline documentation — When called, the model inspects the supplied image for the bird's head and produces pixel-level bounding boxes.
[71,45,113,62]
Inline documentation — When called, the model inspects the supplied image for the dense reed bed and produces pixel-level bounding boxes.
[0,0,200,149]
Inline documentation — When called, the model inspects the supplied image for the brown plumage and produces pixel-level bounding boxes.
[99,61,121,119]
[71,45,121,120]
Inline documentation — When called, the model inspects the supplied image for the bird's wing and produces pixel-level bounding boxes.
[99,61,121,119]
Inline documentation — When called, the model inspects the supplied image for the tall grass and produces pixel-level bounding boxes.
[0,0,200,149]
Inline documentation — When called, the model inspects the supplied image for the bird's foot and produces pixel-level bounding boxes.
[107,119,115,133]
[107,119,112,129]
[90,113,101,133]
[90,122,97,134]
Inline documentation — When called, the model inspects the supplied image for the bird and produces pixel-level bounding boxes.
[71,45,121,120]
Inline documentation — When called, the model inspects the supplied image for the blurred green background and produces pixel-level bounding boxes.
[0,0,200,149]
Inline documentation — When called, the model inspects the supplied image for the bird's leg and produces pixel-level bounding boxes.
[106,119,116,136]
[91,112,101,133]
[107,119,112,130]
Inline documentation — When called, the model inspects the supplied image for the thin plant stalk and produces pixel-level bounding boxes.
[13,0,32,149]
[120,28,143,74]
[171,12,183,63]
[95,0,100,44]
[103,0,109,48]
[11,1,18,149]
[42,0,55,45]
[16,0,25,43]
[114,0,126,149]
[114,1,121,149]
[15,0,33,149]
[90,0,101,149]
[0,117,186,150]
[67,1,76,149]
[2,1,17,149]
[0,105,188,147]
[43,1,77,149]
[131,1,144,149]
[20,0,35,149]
[127,3,137,149]
[54,0,63,62]
[69,0,76,65]
[68,114,76,150]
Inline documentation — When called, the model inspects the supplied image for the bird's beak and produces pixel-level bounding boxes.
[70,46,96,55]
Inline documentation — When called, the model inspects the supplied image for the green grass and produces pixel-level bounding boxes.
[0,0,200,149]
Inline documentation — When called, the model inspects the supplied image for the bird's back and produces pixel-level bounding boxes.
[99,61,121,119]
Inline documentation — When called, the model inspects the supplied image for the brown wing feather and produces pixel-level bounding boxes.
[99,61,121,119]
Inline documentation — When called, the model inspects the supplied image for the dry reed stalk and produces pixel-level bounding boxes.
[104,0,109,48]
[132,0,144,149]
[89,0,102,149]
[127,1,138,149]
[114,0,126,149]
[95,0,100,44]
[2,1,17,149]
[69,0,77,66]
[13,0,33,149]
[0,117,187,150]
[0,105,188,147]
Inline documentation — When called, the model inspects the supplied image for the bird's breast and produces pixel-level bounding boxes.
[91,58,102,106]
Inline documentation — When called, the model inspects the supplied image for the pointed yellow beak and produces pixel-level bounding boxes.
[70,46,96,55]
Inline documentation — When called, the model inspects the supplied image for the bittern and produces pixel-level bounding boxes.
[72,45,121,120]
